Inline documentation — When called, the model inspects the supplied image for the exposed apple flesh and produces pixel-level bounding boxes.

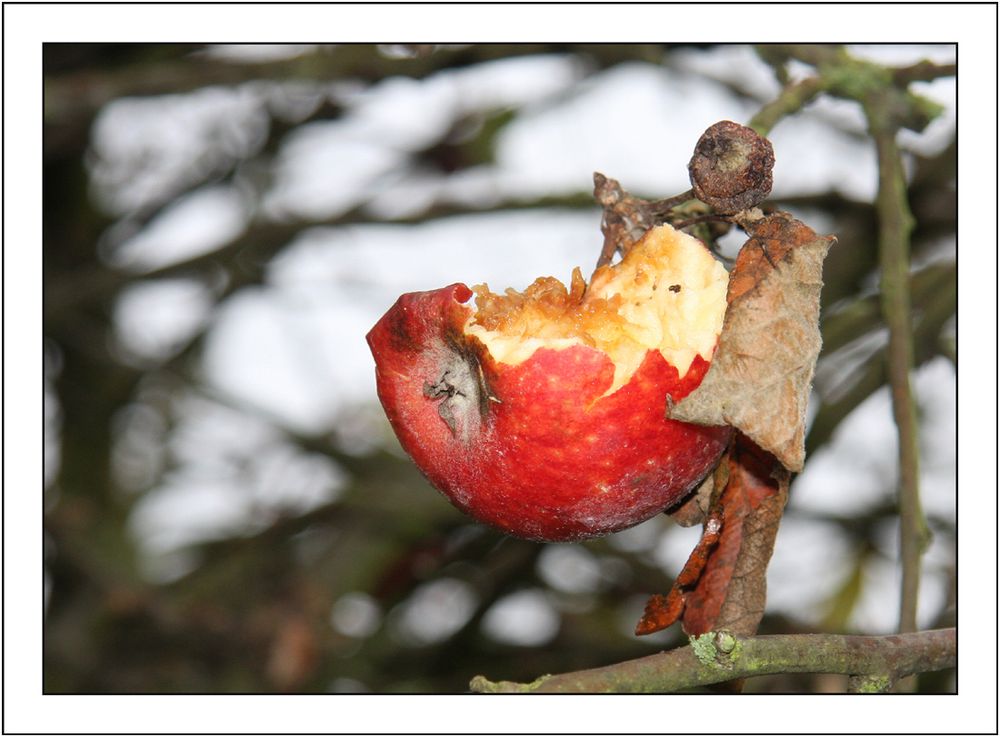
[367,224,732,542]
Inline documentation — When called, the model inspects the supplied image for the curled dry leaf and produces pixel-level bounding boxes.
[682,437,789,636]
[636,435,788,638]
[637,457,729,635]
[669,212,836,473]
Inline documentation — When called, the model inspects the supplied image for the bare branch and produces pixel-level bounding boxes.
[864,97,931,636]
[470,628,955,693]
[891,60,957,85]
[748,76,825,137]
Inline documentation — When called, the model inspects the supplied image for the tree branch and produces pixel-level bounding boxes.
[470,628,955,693]
[44,43,670,158]
[863,89,931,637]
[748,76,825,137]
[891,60,957,85]
[43,194,598,321]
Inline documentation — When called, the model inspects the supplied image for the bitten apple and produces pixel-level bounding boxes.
[367,224,731,542]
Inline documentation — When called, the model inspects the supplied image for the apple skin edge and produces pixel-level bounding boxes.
[367,283,732,542]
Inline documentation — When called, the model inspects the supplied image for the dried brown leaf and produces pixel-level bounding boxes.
[669,213,835,472]
[636,455,731,635]
[636,437,788,638]
[681,436,790,637]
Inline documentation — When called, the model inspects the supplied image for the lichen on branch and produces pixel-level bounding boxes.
[470,628,956,694]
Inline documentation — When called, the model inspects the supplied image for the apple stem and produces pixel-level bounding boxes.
[593,173,705,269]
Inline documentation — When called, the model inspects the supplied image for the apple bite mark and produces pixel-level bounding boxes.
[465,225,728,396]
[367,224,732,542]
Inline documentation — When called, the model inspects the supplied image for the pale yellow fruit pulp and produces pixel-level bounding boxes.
[465,224,729,394]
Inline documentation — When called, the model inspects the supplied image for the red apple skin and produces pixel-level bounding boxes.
[367,283,731,542]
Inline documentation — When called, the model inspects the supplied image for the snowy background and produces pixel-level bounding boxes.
[40,42,958,695]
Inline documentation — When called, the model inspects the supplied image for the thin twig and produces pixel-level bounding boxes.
[864,96,931,635]
[748,76,825,137]
[891,60,957,85]
[470,628,955,693]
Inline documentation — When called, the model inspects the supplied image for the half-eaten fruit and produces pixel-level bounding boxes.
[367,224,732,541]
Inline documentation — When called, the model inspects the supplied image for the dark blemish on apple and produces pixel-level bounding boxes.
[424,371,466,436]
[423,370,464,400]
[423,347,495,441]
[669,284,682,293]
